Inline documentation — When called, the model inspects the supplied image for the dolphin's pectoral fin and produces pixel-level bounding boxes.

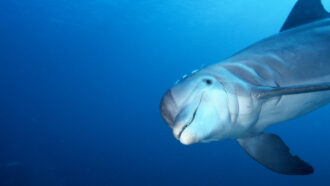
[281,0,329,32]
[237,133,313,175]
[255,83,330,100]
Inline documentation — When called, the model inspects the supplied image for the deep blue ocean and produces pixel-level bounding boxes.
[1,0,330,185]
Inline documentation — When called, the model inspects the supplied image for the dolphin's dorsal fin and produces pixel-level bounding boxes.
[280,0,330,32]
[255,83,330,100]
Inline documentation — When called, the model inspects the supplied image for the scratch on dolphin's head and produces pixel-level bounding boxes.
[160,72,233,145]
[174,67,204,85]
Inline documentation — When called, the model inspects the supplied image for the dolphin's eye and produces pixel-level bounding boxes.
[203,79,212,85]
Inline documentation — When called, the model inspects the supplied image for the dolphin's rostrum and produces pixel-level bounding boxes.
[160,0,330,175]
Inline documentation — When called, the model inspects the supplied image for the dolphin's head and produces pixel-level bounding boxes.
[160,73,233,145]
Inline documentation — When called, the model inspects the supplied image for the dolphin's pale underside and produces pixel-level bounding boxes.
[160,0,330,175]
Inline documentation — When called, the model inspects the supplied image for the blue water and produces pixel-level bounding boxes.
[1,0,330,185]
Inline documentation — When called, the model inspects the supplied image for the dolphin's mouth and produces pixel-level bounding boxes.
[176,94,203,140]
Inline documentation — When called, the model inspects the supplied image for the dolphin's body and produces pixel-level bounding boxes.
[160,0,330,175]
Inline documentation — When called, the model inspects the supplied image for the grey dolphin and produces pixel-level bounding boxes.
[160,0,330,175]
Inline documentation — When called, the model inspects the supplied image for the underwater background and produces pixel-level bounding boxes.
[1,0,330,185]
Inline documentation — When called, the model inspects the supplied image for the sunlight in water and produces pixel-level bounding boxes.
[323,0,330,12]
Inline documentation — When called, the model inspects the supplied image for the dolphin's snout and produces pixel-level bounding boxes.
[160,90,177,127]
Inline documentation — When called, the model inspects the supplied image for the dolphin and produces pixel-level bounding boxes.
[160,0,330,175]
